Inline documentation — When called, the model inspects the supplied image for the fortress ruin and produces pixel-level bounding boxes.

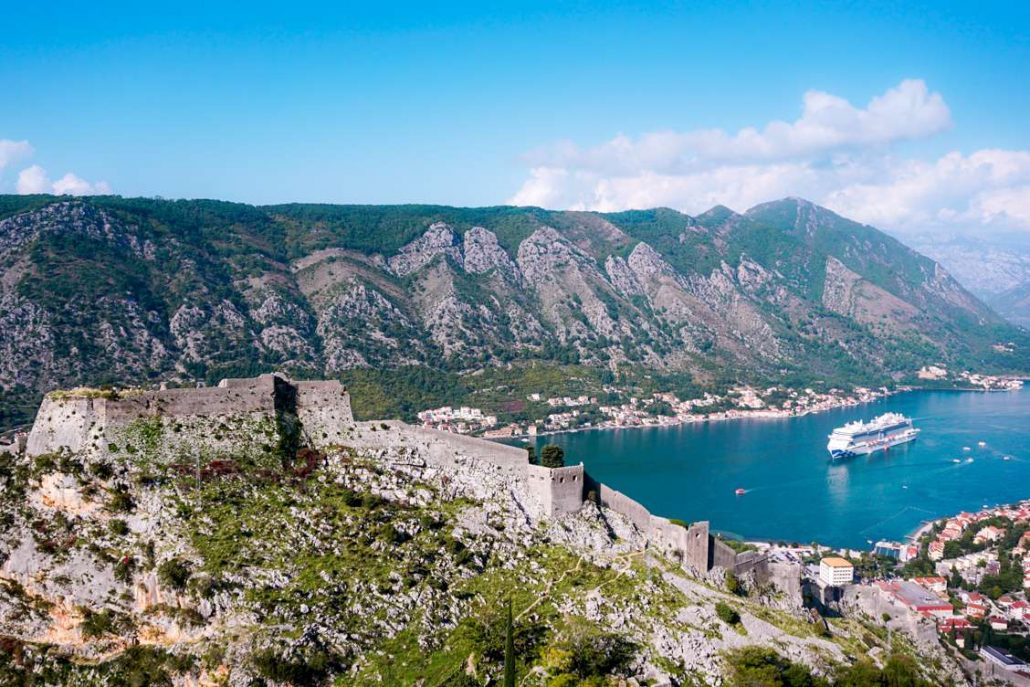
[20,374,766,577]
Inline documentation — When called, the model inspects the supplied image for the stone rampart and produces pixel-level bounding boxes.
[26,396,108,457]
[527,463,584,517]
[22,374,772,581]
[25,374,353,459]
[295,380,354,446]
[710,536,739,570]
[591,478,652,532]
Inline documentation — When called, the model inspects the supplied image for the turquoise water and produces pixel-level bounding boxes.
[516,389,1030,548]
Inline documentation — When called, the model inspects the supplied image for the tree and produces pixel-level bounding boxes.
[525,446,536,465]
[540,444,565,469]
[503,600,516,687]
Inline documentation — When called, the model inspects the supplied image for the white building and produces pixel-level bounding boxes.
[819,557,854,586]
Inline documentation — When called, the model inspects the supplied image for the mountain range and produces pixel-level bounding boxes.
[908,232,1030,329]
[1,194,1026,429]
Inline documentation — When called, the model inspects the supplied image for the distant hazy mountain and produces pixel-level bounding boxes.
[1,194,1027,428]
[907,232,1030,328]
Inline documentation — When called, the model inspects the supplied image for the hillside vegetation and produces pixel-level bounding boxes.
[0,418,955,685]
[1,194,1026,430]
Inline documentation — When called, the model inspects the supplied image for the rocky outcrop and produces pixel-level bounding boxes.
[389,222,463,276]
[462,226,520,282]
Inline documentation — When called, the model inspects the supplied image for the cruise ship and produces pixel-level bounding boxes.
[826,412,919,459]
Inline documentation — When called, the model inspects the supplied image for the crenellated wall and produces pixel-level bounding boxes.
[584,471,765,575]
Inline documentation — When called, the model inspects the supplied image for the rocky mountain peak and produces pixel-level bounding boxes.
[462,226,520,281]
[388,222,463,276]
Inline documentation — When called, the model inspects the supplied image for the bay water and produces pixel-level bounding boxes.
[517,389,1029,548]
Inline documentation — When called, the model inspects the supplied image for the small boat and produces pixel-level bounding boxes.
[735,488,746,495]
[952,458,962,463]
[902,485,908,489]
[977,441,987,448]
[966,457,974,463]
[962,446,971,452]
[1003,456,1011,461]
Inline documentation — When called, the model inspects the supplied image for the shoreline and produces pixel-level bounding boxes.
[494,387,905,442]
[486,382,1024,443]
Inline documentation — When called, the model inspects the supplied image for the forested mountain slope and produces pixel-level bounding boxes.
[1,194,1025,429]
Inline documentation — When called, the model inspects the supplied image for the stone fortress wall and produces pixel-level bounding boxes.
[21,374,763,577]
[26,374,352,461]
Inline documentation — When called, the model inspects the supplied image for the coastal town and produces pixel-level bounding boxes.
[415,371,1024,438]
[755,500,1030,683]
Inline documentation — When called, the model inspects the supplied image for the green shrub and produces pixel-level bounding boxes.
[80,608,120,638]
[109,519,130,536]
[715,602,740,625]
[114,556,136,583]
[158,558,192,590]
[107,486,135,513]
[724,646,825,687]
[252,646,337,684]
[90,461,115,480]
[468,603,546,663]
[725,570,743,596]
[559,623,636,679]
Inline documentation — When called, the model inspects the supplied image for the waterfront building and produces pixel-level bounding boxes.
[818,557,854,586]
[981,646,1027,672]
[874,540,903,559]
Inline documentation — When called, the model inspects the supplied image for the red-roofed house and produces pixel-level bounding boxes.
[1010,601,1028,620]
[914,577,948,594]
[938,617,972,633]
[965,598,988,619]
[989,616,1009,631]
[929,541,945,561]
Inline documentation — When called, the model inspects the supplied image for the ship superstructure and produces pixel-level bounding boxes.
[826,412,919,459]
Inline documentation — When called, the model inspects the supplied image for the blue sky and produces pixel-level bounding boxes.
[1,1,1027,233]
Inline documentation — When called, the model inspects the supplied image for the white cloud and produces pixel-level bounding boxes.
[51,172,112,196]
[15,165,50,194]
[3,138,111,196]
[15,163,111,196]
[509,80,1030,234]
[0,139,34,170]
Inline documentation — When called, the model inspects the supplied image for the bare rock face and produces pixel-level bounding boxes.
[604,255,645,297]
[462,227,520,282]
[170,300,252,371]
[389,222,463,276]
[318,280,425,370]
[627,242,678,283]
[516,227,628,344]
